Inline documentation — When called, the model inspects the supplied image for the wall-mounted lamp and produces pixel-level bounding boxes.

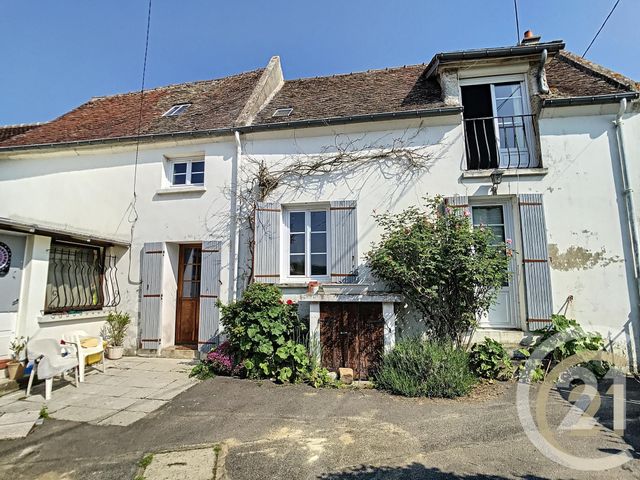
[490,169,504,195]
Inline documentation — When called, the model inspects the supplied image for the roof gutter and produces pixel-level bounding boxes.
[426,41,565,78]
[542,92,639,108]
[0,106,463,155]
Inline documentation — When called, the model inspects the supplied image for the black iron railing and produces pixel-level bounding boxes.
[464,114,539,170]
[45,244,120,313]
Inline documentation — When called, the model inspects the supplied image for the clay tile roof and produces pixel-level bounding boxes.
[0,69,265,147]
[253,64,443,125]
[0,123,43,142]
[545,51,638,98]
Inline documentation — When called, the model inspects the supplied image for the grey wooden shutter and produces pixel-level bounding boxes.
[254,202,280,283]
[444,195,469,217]
[330,200,358,283]
[519,193,554,330]
[198,240,222,352]
[140,242,164,351]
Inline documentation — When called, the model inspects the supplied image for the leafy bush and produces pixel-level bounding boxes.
[189,362,215,380]
[104,311,131,346]
[469,338,514,380]
[374,338,477,398]
[221,283,309,382]
[521,314,609,381]
[305,366,335,388]
[366,197,510,345]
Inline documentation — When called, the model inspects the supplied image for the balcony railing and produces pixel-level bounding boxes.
[463,114,539,170]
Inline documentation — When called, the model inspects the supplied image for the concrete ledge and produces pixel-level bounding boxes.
[155,186,206,195]
[461,168,548,179]
[38,310,108,324]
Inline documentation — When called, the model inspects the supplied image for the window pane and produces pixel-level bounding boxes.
[191,172,204,185]
[182,281,200,298]
[311,233,326,253]
[494,83,521,99]
[310,211,326,231]
[173,173,186,185]
[310,254,327,276]
[290,255,305,275]
[290,212,305,233]
[174,163,187,174]
[191,161,205,173]
[290,233,305,253]
[472,206,504,226]
[488,226,506,244]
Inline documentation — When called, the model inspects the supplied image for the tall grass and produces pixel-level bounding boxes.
[374,338,477,398]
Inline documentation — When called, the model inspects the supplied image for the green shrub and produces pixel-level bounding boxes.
[374,338,477,398]
[221,283,309,382]
[469,338,514,380]
[366,197,510,346]
[521,314,609,381]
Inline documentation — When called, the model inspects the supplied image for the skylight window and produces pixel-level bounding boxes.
[163,103,191,117]
[272,107,293,118]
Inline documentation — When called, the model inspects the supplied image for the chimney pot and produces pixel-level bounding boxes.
[520,29,542,45]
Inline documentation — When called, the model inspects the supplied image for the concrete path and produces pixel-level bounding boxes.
[0,375,638,479]
[0,356,197,438]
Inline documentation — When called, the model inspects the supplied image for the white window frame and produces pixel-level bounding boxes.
[170,158,205,186]
[282,206,331,282]
[162,103,191,117]
[459,74,537,168]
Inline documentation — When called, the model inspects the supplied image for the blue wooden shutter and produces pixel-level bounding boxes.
[444,195,469,217]
[140,242,163,351]
[519,194,554,330]
[254,202,281,283]
[330,200,358,283]
[198,240,222,352]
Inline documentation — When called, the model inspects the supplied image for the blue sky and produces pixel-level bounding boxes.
[1,0,637,125]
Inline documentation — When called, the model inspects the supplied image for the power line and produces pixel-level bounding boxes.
[513,0,521,44]
[127,0,152,282]
[582,0,621,58]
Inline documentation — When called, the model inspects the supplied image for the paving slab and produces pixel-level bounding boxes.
[142,446,218,480]
[0,421,34,440]
[127,399,167,413]
[97,409,147,426]
[0,410,40,426]
[53,405,120,423]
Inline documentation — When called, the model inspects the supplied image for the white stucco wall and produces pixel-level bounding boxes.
[0,103,637,364]
[0,138,237,351]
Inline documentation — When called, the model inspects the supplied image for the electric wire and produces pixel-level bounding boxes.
[582,0,621,58]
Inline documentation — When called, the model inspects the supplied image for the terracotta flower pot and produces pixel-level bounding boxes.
[6,361,25,380]
[106,346,124,360]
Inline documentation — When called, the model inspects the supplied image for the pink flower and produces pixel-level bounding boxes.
[286,299,293,305]
[506,238,513,245]
[463,210,471,217]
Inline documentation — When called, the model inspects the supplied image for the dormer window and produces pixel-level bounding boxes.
[460,76,537,170]
[272,107,293,118]
[163,103,191,117]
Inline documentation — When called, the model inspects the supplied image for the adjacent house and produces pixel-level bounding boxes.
[1,34,638,378]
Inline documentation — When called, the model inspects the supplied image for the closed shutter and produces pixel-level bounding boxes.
[254,202,280,283]
[198,240,222,352]
[444,195,469,217]
[519,193,553,330]
[140,242,164,351]
[330,200,358,283]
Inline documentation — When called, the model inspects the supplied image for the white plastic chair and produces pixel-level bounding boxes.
[26,338,79,401]
[62,330,105,382]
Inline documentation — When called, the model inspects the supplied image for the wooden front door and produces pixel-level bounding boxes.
[319,302,384,380]
[175,245,202,346]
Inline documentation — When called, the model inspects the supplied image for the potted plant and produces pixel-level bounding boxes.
[104,312,131,360]
[7,336,26,380]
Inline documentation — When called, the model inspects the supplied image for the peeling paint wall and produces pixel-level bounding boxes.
[549,244,623,271]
